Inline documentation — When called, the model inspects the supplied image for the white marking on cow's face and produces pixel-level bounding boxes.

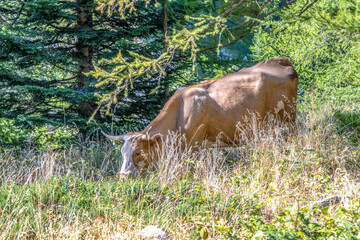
[120,135,140,178]
[275,100,285,113]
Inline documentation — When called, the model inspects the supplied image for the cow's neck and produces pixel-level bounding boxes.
[141,124,168,137]
[141,116,176,137]
[141,96,183,137]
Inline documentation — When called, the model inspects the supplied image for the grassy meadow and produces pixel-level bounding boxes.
[0,100,359,239]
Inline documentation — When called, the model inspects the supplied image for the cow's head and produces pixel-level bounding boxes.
[102,131,162,178]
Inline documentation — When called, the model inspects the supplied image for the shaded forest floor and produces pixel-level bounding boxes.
[0,100,359,239]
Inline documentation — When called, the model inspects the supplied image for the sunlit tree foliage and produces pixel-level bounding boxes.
[251,0,360,103]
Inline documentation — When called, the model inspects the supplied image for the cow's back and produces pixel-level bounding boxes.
[143,57,298,144]
[204,57,298,119]
[194,57,298,142]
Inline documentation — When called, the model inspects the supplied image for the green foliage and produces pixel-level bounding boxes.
[1,0,94,128]
[0,176,360,239]
[244,205,360,239]
[31,126,79,150]
[96,0,153,18]
[1,0,359,141]
[334,110,360,144]
[0,0,167,132]
[3,0,343,135]
[89,0,286,117]
[0,118,79,150]
[0,118,28,144]
[251,0,360,103]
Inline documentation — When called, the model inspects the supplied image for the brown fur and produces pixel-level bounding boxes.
[110,57,298,175]
[141,57,298,142]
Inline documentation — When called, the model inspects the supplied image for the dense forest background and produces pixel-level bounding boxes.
[0,0,359,148]
[1,1,360,238]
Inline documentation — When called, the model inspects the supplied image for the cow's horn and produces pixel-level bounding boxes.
[101,131,125,141]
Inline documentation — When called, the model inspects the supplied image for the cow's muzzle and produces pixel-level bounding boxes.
[119,173,130,180]
[119,171,137,179]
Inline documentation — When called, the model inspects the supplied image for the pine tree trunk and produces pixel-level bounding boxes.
[76,0,93,89]
[163,0,170,102]
[75,0,97,118]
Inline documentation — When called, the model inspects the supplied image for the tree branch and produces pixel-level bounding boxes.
[198,31,251,53]
[48,76,77,85]
[202,0,299,50]
[228,0,271,31]
[10,0,26,27]
[255,0,272,19]
[298,0,318,16]
[200,0,245,35]
[259,0,297,20]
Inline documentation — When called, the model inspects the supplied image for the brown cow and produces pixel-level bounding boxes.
[103,57,298,178]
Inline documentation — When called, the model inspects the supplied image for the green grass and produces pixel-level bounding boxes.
[0,176,359,239]
[0,100,359,239]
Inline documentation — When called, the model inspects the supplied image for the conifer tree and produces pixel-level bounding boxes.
[90,0,312,119]
[0,0,166,132]
[0,0,318,136]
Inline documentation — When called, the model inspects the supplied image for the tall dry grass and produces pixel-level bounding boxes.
[0,142,121,184]
[0,101,359,239]
[155,103,359,209]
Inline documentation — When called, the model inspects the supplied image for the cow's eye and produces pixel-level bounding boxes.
[135,151,141,156]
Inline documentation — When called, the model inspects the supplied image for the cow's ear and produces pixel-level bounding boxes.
[150,134,162,147]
